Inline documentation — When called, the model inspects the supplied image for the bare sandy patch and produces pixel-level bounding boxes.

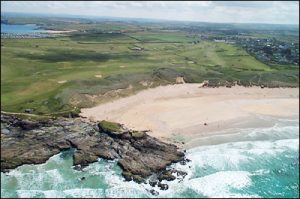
[47,30,76,34]
[175,76,185,84]
[57,80,67,84]
[95,74,102,78]
[140,81,149,87]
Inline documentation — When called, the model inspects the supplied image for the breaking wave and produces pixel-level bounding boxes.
[1,119,299,198]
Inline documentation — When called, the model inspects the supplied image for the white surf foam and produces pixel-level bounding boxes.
[63,188,105,198]
[186,171,254,197]
[17,189,45,198]
[2,121,298,198]
[184,138,298,172]
[43,190,66,198]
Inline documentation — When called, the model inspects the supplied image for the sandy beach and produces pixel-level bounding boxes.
[47,30,76,34]
[80,84,299,148]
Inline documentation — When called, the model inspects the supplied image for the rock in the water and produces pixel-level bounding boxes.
[80,177,86,181]
[132,175,145,184]
[148,174,158,187]
[74,165,82,171]
[73,151,99,167]
[123,171,132,181]
[158,182,169,190]
[174,170,188,178]
[149,189,159,196]
[149,180,157,187]
[1,114,185,185]
[179,160,187,165]
[158,170,176,181]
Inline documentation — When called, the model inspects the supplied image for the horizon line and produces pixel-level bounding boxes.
[2,11,299,26]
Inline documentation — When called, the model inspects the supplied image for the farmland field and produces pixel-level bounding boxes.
[1,21,299,115]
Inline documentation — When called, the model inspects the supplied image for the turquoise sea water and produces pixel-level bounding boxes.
[1,24,46,34]
[1,117,299,198]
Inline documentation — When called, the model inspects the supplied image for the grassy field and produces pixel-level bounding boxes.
[1,30,299,115]
[127,31,196,43]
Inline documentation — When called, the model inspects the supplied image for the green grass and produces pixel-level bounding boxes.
[127,31,196,43]
[0,111,53,122]
[98,120,122,133]
[1,30,298,115]
[70,32,139,43]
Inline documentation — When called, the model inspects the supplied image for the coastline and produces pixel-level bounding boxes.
[80,84,299,149]
[46,30,76,34]
[1,84,299,198]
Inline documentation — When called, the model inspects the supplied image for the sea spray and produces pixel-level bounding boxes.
[1,119,299,198]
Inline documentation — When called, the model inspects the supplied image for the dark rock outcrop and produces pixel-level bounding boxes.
[149,189,159,196]
[158,170,176,181]
[158,182,169,190]
[1,114,186,185]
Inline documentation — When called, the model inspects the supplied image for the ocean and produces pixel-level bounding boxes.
[1,24,46,34]
[1,117,299,198]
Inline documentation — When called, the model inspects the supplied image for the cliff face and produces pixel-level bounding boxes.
[1,114,188,186]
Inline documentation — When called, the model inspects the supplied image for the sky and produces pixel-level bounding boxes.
[1,1,299,24]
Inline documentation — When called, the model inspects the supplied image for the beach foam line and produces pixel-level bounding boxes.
[185,122,299,149]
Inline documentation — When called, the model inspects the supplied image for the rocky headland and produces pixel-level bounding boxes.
[1,113,188,190]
